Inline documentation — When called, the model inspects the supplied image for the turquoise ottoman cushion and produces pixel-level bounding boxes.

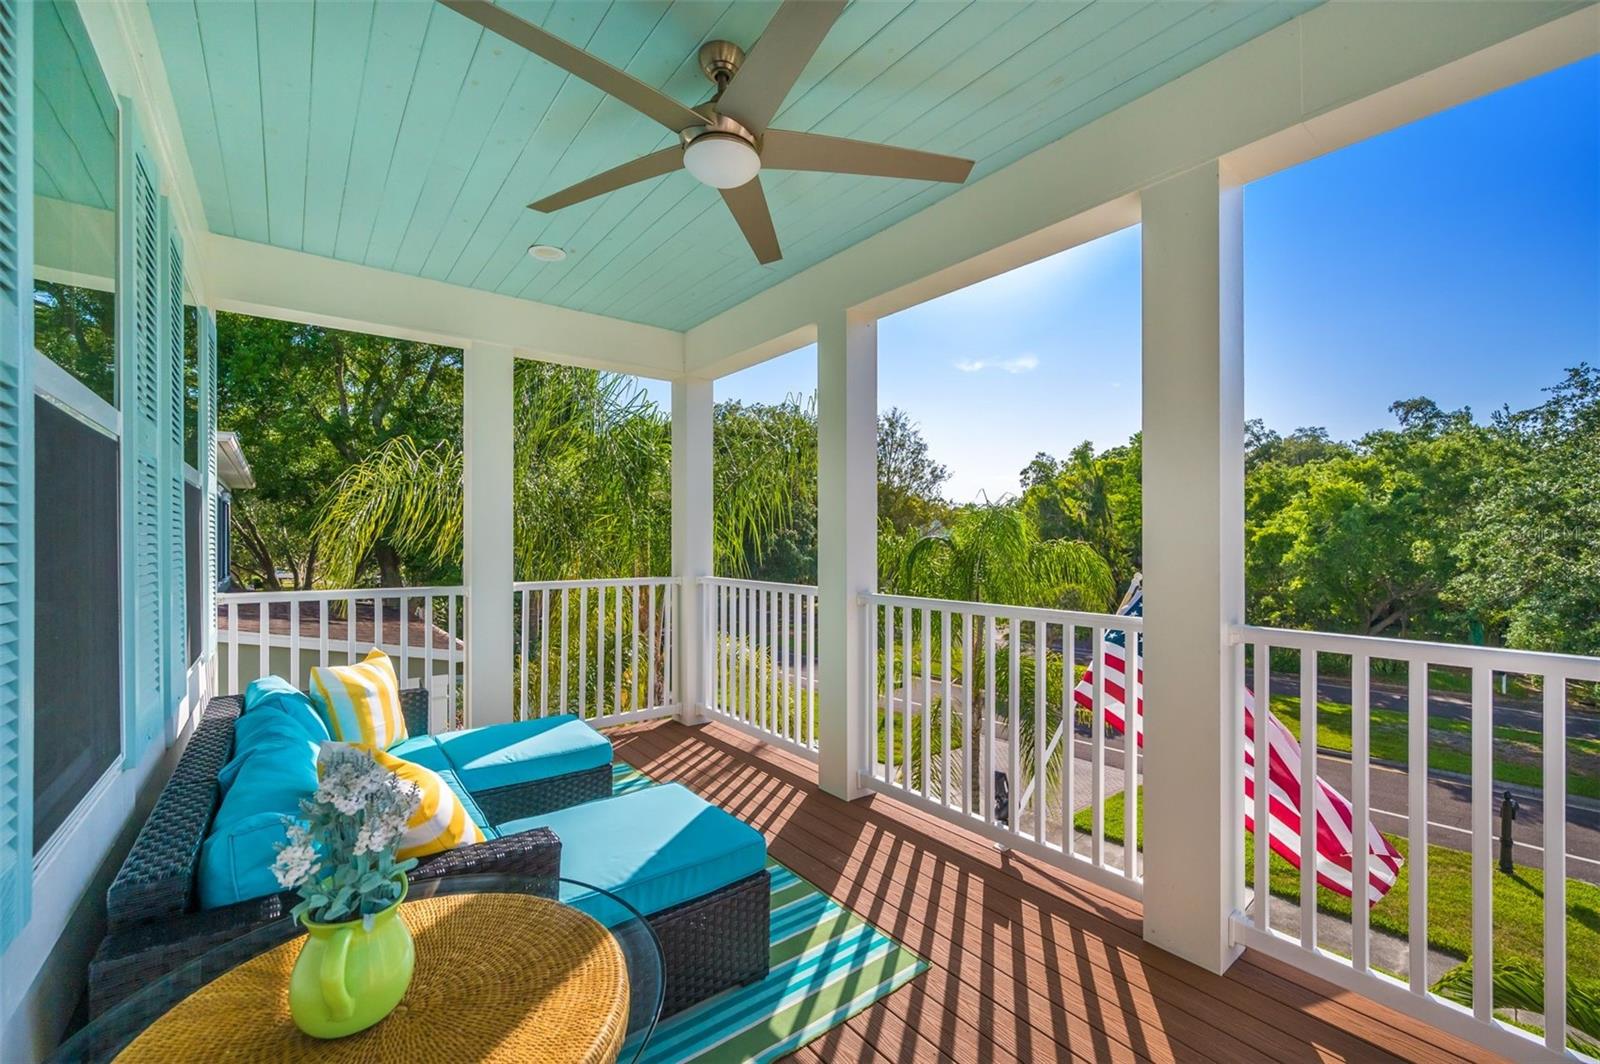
[435,714,611,794]
[391,735,495,837]
[498,783,765,916]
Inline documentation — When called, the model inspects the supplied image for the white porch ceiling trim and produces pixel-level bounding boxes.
[684,0,1598,378]
[205,234,683,376]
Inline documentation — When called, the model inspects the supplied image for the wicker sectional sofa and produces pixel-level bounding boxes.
[88,688,770,1021]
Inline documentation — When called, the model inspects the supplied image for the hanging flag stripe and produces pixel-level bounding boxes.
[1073,579,1403,905]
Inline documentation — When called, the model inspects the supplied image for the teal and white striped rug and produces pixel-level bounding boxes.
[609,762,928,1063]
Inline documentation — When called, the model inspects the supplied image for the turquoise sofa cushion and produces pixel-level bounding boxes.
[222,711,317,793]
[391,735,495,838]
[212,734,319,830]
[199,810,297,909]
[434,714,610,794]
[243,676,331,744]
[498,784,765,916]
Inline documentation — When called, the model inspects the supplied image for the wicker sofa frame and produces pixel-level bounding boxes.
[87,689,768,1022]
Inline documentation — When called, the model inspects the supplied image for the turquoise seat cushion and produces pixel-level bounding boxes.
[434,714,611,795]
[388,733,450,773]
[243,676,331,744]
[199,811,297,909]
[391,735,495,838]
[498,784,765,916]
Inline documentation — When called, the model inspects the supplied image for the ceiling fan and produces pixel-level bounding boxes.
[440,0,975,264]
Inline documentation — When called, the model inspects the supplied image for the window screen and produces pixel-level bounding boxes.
[186,480,201,666]
[33,396,121,850]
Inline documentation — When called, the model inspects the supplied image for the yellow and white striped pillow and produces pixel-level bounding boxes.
[318,744,486,861]
[310,648,406,749]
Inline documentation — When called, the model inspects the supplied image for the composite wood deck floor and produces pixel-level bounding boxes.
[611,719,1504,1064]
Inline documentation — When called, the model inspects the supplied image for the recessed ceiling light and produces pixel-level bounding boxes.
[528,244,567,262]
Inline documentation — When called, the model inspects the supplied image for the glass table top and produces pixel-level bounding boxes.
[52,874,663,1064]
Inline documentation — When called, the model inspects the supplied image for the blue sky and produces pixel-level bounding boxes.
[644,55,1598,504]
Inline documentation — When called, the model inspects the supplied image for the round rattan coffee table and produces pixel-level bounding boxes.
[54,876,664,1064]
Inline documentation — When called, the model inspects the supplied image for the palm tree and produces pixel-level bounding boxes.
[312,365,811,587]
[892,502,1114,813]
[713,395,816,578]
[313,436,463,588]
[312,365,813,717]
[900,503,1113,610]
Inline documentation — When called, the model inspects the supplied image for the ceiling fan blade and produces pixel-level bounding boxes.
[529,147,684,212]
[762,130,974,183]
[439,0,704,132]
[721,177,781,265]
[716,0,846,134]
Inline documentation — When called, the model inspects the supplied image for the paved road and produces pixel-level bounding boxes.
[1261,670,1600,741]
[1063,735,1600,884]
[1054,638,1600,740]
[1312,751,1600,883]
[873,668,1600,884]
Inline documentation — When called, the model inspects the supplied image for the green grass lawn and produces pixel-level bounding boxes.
[1267,693,1600,801]
[1075,789,1600,985]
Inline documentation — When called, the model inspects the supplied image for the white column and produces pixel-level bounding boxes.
[672,377,714,723]
[1139,160,1245,973]
[463,343,515,725]
[816,310,876,800]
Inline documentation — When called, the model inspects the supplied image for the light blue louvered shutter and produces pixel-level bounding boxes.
[160,200,184,729]
[0,0,34,949]
[202,308,216,662]
[119,108,164,763]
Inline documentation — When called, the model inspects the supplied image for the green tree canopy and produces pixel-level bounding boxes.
[1449,366,1600,654]
[218,313,462,589]
[878,406,951,534]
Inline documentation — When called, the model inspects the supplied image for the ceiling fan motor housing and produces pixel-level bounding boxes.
[698,40,746,87]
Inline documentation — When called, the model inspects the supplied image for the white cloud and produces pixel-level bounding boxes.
[953,353,1039,374]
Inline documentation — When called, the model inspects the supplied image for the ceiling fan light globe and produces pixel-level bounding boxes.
[683,133,761,189]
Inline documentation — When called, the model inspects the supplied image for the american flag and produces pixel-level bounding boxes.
[1073,577,1404,903]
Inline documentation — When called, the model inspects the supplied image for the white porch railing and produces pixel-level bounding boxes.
[218,587,467,731]
[1232,624,1600,1061]
[701,577,820,758]
[513,578,680,728]
[862,592,1142,897]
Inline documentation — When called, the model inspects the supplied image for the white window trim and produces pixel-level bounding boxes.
[28,345,129,870]
[30,761,119,877]
[31,349,119,440]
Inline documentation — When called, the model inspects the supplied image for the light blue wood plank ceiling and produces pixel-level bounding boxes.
[149,0,1317,331]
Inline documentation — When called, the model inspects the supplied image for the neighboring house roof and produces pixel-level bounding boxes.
[216,431,255,490]
[219,604,463,653]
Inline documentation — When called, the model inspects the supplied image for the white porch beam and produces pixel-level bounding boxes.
[463,343,516,726]
[205,235,683,378]
[816,311,876,801]
[685,1,1589,372]
[1139,160,1246,974]
[671,378,714,723]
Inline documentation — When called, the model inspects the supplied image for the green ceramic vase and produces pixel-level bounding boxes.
[288,877,415,1039]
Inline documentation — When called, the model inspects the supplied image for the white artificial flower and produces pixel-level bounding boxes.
[294,742,426,919]
[272,841,319,889]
